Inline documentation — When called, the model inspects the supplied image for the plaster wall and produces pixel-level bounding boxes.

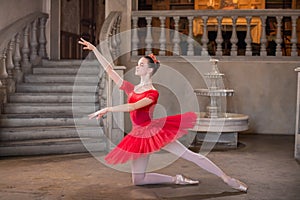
[124,58,298,135]
[0,0,43,30]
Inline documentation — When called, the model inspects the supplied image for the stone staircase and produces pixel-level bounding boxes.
[0,60,107,156]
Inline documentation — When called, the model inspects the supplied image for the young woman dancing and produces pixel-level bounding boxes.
[78,38,248,192]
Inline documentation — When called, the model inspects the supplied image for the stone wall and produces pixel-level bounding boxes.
[124,57,298,135]
[0,0,43,30]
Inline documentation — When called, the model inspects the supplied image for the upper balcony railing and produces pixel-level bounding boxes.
[131,9,300,57]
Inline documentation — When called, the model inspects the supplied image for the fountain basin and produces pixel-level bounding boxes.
[194,89,234,97]
[189,112,249,150]
[191,112,249,133]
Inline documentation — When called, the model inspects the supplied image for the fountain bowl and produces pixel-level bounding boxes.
[190,112,249,133]
[194,89,234,97]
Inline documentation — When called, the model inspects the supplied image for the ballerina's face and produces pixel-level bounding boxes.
[135,57,153,77]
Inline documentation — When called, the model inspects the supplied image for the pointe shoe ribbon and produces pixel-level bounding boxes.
[175,174,199,185]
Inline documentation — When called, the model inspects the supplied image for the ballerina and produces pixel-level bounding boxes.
[78,38,248,192]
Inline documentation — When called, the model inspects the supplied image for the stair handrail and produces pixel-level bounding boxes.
[98,11,124,150]
[99,11,122,65]
[0,12,49,113]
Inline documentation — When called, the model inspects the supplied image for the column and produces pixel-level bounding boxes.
[173,16,180,55]
[230,16,238,56]
[215,16,223,56]
[159,16,166,56]
[201,16,209,56]
[187,16,194,56]
[131,16,139,56]
[275,16,283,57]
[245,16,252,56]
[145,17,153,55]
[260,16,267,56]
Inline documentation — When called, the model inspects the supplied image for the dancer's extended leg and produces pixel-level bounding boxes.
[162,140,247,192]
[131,155,174,185]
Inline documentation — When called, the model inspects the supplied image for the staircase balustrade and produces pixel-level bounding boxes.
[131,9,300,57]
[0,12,48,113]
[98,11,125,151]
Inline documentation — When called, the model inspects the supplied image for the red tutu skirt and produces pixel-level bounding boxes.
[105,112,197,164]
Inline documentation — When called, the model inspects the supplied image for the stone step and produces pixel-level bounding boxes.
[0,137,106,156]
[0,126,104,141]
[0,115,99,127]
[33,67,99,75]
[42,59,99,67]
[0,59,108,156]
[8,93,98,103]
[16,83,98,93]
[3,103,99,114]
[34,60,101,75]
[24,74,99,83]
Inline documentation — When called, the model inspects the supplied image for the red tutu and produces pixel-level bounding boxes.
[104,81,197,165]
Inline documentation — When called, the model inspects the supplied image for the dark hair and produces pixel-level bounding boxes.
[144,55,160,76]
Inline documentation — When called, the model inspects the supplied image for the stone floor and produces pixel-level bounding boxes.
[0,134,300,200]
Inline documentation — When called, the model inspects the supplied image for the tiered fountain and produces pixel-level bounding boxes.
[192,59,249,149]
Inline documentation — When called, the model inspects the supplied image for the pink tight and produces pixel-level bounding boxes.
[131,140,226,185]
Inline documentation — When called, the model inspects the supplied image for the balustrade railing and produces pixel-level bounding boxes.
[98,11,125,151]
[131,9,300,57]
[0,12,48,112]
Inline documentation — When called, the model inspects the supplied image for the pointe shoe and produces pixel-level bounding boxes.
[226,178,248,192]
[174,174,199,185]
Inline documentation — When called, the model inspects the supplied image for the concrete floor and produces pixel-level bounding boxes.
[0,134,299,200]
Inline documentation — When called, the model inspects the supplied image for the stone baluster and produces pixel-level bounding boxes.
[7,38,15,73]
[145,17,153,55]
[159,16,166,56]
[30,19,38,62]
[201,16,209,56]
[275,16,283,56]
[38,16,48,58]
[22,25,32,73]
[13,33,23,83]
[291,16,298,57]
[215,16,223,56]
[260,16,267,56]
[245,16,252,56]
[0,49,8,87]
[111,23,118,60]
[0,49,8,109]
[132,16,139,56]
[230,16,238,56]
[116,16,121,58]
[99,73,106,109]
[6,37,16,93]
[187,16,194,56]
[173,16,180,55]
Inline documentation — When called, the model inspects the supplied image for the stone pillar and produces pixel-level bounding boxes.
[294,67,300,161]
[106,66,126,151]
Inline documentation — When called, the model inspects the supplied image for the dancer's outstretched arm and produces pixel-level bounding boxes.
[78,38,123,87]
[89,97,153,119]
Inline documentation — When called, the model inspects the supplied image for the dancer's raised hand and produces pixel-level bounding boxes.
[78,37,95,51]
[89,108,110,119]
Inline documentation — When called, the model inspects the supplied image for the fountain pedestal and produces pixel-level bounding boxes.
[192,59,249,150]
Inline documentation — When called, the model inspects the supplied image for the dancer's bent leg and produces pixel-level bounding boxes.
[162,140,248,191]
[163,140,225,178]
[131,154,174,185]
